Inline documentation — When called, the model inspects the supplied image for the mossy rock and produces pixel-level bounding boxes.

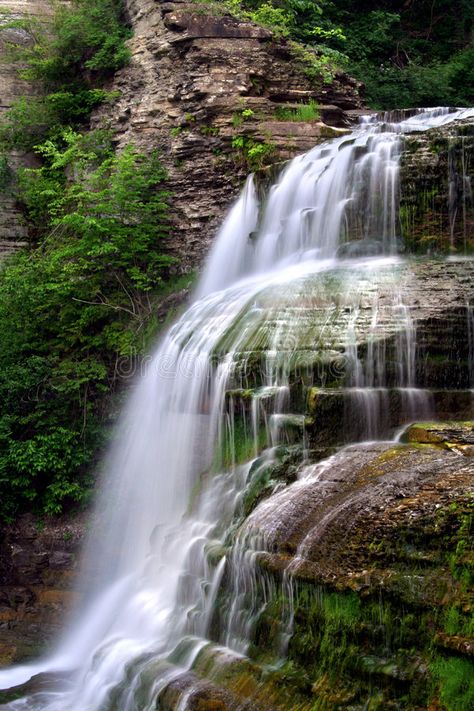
[403,421,474,446]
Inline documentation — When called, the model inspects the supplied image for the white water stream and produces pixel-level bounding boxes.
[1,107,474,710]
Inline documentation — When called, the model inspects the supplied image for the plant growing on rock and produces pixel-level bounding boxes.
[193,0,474,108]
[0,154,12,192]
[0,130,174,521]
[0,0,130,150]
[275,100,321,122]
[232,135,275,170]
[232,108,256,127]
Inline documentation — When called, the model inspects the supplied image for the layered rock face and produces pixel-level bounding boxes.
[0,0,51,256]
[401,119,474,253]
[166,254,474,709]
[91,0,363,271]
[160,439,473,711]
[0,514,84,665]
[221,436,474,710]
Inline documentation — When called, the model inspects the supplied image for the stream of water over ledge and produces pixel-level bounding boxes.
[1,107,474,710]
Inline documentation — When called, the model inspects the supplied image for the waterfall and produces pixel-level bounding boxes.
[1,107,474,710]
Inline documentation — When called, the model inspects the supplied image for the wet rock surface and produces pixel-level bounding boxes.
[198,257,474,709]
[404,421,474,447]
[204,434,474,709]
[400,119,474,254]
[250,441,473,579]
[216,258,474,393]
[0,514,85,665]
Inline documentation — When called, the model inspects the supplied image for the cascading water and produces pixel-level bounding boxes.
[1,107,474,711]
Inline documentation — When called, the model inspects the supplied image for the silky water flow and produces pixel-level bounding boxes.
[1,107,473,710]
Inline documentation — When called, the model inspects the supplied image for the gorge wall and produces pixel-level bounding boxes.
[0,0,365,666]
[0,0,52,257]
[1,2,474,708]
[400,118,474,253]
[90,0,363,270]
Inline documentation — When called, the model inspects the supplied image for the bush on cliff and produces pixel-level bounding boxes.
[0,0,130,149]
[0,131,173,521]
[197,0,474,109]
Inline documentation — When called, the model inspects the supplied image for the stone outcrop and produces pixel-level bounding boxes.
[224,434,474,709]
[217,257,474,388]
[173,256,474,707]
[98,420,472,710]
[151,428,473,710]
[91,0,363,271]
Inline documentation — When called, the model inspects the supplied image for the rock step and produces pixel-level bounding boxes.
[308,388,474,446]
[403,421,474,446]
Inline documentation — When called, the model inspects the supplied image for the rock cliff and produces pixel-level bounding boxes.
[1,2,474,708]
[180,433,473,710]
[0,0,52,256]
[0,513,84,666]
[91,0,363,270]
[401,118,474,253]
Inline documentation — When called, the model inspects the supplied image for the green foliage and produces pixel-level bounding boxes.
[194,0,474,108]
[289,40,340,84]
[232,108,256,127]
[0,154,12,192]
[446,46,474,105]
[0,0,130,149]
[232,136,275,170]
[275,100,320,122]
[200,125,220,137]
[241,108,255,120]
[431,656,474,711]
[0,131,173,521]
[0,0,179,523]
[247,3,291,36]
[0,98,52,152]
[443,606,474,638]
[15,0,131,85]
[194,0,290,34]
[311,0,474,108]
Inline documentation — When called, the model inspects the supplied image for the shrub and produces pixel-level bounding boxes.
[0,0,130,149]
[0,131,173,521]
[232,135,275,170]
[275,101,320,122]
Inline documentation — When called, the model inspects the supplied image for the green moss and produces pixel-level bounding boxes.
[274,101,320,123]
[200,125,220,136]
[242,446,301,515]
[250,583,433,707]
[431,656,474,711]
[216,417,268,470]
[231,135,276,171]
[210,480,474,707]
[443,606,474,638]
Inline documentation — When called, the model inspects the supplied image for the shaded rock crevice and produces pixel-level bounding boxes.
[0,513,85,665]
